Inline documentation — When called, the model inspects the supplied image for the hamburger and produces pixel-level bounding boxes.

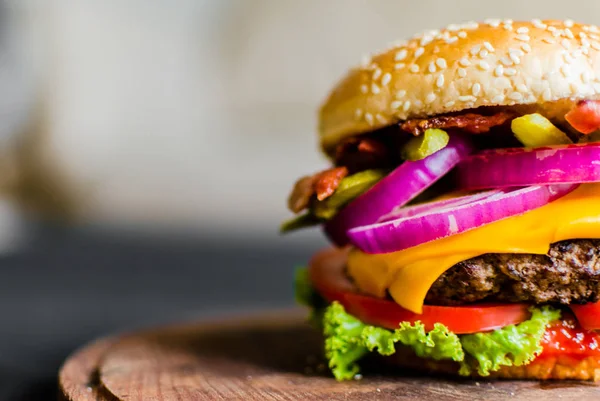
[283,19,600,381]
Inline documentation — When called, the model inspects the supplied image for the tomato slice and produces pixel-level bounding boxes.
[309,247,530,334]
[569,301,600,331]
[565,100,600,134]
[541,313,600,358]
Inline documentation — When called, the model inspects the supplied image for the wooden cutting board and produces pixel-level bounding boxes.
[58,310,600,401]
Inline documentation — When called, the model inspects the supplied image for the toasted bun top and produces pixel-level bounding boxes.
[319,19,600,154]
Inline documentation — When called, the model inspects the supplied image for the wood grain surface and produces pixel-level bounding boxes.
[59,311,600,401]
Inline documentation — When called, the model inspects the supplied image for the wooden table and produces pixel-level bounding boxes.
[58,311,600,401]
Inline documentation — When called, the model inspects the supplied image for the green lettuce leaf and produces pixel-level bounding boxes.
[294,267,326,326]
[323,302,464,380]
[459,306,560,376]
[295,268,561,380]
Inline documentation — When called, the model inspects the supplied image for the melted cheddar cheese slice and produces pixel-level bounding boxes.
[347,183,600,314]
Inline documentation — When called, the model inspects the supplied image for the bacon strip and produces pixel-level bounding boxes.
[334,137,390,172]
[401,112,515,135]
[287,167,349,213]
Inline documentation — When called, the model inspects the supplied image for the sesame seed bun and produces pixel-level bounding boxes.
[319,19,600,155]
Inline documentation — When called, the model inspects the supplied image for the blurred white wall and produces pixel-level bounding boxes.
[8,0,600,240]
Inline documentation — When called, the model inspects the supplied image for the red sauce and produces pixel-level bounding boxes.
[539,315,600,359]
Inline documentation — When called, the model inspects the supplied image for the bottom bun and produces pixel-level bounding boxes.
[378,346,600,381]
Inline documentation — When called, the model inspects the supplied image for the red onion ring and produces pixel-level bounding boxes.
[457,143,600,190]
[324,134,474,245]
[347,184,577,254]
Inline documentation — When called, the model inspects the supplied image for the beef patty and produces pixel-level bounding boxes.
[425,239,600,305]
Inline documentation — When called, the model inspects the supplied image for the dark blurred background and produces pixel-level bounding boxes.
[1,1,600,399]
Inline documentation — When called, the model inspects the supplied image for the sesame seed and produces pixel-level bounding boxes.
[492,94,505,103]
[500,57,514,66]
[583,47,590,55]
[433,46,440,54]
[395,49,408,61]
[447,23,460,32]
[531,19,546,29]
[561,38,571,48]
[458,95,476,102]
[542,38,556,44]
[504,19,514,24]
[436,58,448,69]
[446,36,458,44]
[445,100,456,108]
[360,54,371,66]
[565,28,574,39]
[580,32,588,39]
[509,52,521,64]
[484,18,501,27]
[521,43,532,53]
[478,60,491,70]
[470,45,482,56]
[508,92,523,101]
[583,71,593,83]
[516,34,530,42]
[372,68,382,80]
[565,19,574,28]
[396,89,407,98]
[483,42,495,52]
[458,57,471,67]
[458,31,467,39]
[403,101,411,112]
[420,35,434,47]
[390,101,403,110]
[548,26,557,32]
[503,24,513,31]
[381,73,391,86]
[591,34,600,40]
[436,74,445,88]
[479,49,489,58]
[517,83,528,92]
[563,52,574,63]
[395,63,406,70]
[360,84,368,94]
[425,93,437,104]
[552,29,561,38]
[590,26,600,34]
[543,88,552,101]
[582,38,591,48]
[465,21,479,30]
[371,83,381,94]
[365,113,374,125]
[560,64,572,77]
[428,62,437,73]
[355,109,363,118]
[505,68,517,76]
[375,114,387,124]
[592,42,600,51]
[409,64,420,73]
[414,47,425,58]
[516,27,529,34]
[472,83,482,96]
[570,82,581,93]
[494,65,504,77]
[458,68,467,78]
